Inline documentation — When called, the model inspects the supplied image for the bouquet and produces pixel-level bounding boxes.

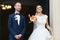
[28,14,36,23]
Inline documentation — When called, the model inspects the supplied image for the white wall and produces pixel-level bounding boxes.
[50,0,60,40]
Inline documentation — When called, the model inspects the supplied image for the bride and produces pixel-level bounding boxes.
[28,5,52,40]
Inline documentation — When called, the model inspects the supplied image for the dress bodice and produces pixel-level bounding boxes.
[34,15,48,29]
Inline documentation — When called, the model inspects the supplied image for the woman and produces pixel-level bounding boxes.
[28,5,52,40]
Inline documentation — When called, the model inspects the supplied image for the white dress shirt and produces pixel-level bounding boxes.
[15,13,20,25]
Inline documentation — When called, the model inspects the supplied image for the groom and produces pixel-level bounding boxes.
[8,2,26,40]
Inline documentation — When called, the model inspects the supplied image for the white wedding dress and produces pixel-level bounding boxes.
[28,15,50,40]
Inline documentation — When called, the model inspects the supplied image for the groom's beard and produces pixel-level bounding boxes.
[15,38,20,40]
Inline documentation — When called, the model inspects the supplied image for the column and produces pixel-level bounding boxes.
[50,0,60,40]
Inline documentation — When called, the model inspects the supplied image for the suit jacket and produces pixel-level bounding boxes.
[8,13,26,40]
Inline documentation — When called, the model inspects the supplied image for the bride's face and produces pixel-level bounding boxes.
[36,5,43,13]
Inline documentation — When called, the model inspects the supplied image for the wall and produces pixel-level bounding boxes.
[50,0,60,40]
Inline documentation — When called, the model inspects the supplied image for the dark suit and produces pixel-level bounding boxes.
[8,13,26,40]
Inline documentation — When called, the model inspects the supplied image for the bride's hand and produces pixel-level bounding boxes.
[47,26,53,35]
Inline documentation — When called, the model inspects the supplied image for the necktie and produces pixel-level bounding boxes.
[16,13,20,15]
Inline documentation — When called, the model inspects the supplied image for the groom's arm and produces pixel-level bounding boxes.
[8,15,16,37]
[20,16,26,36]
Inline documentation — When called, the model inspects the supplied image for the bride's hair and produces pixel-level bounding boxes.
[36,5,43,9]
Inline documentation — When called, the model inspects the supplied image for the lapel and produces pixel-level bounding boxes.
[19,14,22,26]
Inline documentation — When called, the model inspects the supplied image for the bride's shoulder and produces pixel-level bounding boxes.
[43,14,48,18]
[44,14,48,16]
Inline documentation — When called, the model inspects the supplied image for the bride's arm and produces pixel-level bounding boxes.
[46,18,52,34]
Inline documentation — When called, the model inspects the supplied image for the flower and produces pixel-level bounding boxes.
[30,15,36,22]
[14,15,19,20]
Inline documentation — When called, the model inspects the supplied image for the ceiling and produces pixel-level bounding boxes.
[0,0,49,6]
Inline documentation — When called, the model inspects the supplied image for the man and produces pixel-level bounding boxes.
[8,2,26,40]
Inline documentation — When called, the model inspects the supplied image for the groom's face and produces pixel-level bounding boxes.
[14,2,22,12]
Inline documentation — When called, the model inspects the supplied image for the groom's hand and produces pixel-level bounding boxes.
[18,34,22,38]
[15,35,20,40]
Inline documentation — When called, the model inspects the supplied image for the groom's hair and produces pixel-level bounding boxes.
[14,2,22,6]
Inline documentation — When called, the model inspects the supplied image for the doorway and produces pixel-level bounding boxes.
[0,0,49,40]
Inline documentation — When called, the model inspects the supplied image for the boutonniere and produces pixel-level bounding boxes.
[14,15,18,20]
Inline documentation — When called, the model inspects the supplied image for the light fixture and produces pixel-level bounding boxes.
[1,4,4,7]
[1,4,12,10]
[5,5,8,8]
[2,7,6,10]
[7,5,12,9]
